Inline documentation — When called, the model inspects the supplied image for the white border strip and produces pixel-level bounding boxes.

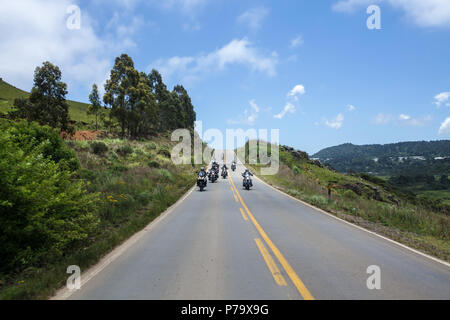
[51,185,197,300]
[244,162,450,268]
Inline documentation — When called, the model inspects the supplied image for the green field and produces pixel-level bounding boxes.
[0,79,96,123]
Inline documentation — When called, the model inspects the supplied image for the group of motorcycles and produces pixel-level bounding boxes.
[197,159,252,192]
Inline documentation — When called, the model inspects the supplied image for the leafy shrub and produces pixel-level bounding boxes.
[147,142,157,150]
[293,166,301,175]
[310,195,328,207]
[0,119,80,171]
[117,144,133,156]
[343,189,358,199]
[0,120,99,273]
[158,145,171,158]
[148,160,160,168]
[109,163,128,173]
[79,168,96,181]
[90,141,108,155]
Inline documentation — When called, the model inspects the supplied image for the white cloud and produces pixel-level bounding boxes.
[347,104,356,111]
[434,92,450,107]
[249,99,260,113]
[237,7,270,31]
[228,99,261,125]
[290,35,304,48]
[373,113,393,124]
[325,113,344,129]
[274,102,296,119]
[151,38,278,83]
[398,114,432,126]
[287,84,306,101]
[374,113,431,126]
[399,114,410,121]
[333,0,379,13]
[439,117,450,135]
[0,0,136,94]
[333,0,450,28]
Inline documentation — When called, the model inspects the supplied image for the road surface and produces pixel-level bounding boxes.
[62,150,450,300]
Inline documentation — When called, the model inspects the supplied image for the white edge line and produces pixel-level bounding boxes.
[235,155,450,268]
[51,184,197,300]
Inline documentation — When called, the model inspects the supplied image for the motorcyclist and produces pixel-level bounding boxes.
[221,164,228,178]
[242,169,253,186]
[242,168,253,177]
[198,167,207,177]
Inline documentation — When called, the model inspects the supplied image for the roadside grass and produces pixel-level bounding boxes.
[245,149,450,261]
[0,136,201,299]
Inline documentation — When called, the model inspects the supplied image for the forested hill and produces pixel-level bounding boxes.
[312,141,450,176]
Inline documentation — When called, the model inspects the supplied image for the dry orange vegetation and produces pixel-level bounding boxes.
[60,130,106,141]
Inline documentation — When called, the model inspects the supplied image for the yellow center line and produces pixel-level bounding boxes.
[228,174,315,300]
[254,238,287,286]
[239,207,248,221]
[233,193,239,203]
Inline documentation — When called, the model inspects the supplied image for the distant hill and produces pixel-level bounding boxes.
[312,141,450,176]
[0,78,95,123]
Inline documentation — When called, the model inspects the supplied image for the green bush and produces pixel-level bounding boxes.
[293,166,301,175]
[343,189,358,199]
[109,163,128,173]
[0,120,99,273]
[147,142,157,150]
[310,195,328,207]
[158,145,171,158]
[0,119,80,171]
[117,144,133,156]
[148,160,161,168]
[90,141,108,155]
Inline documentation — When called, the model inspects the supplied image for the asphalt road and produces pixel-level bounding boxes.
[64,150,450,300]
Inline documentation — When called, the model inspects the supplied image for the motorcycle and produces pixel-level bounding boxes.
[221,168,228,179]
[231,162,236,171]
[209,170,218,183]
[197,174,207,191]
[243,173,252,190]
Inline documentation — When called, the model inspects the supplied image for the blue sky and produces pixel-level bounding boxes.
[1,0,450,154]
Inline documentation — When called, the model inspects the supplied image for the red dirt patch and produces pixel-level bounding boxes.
[61,130,106,141]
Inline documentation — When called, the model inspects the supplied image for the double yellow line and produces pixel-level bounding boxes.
[228,174,315,300]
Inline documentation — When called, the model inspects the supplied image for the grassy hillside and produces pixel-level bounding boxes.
[0,79,96,123]
[0,120,203,299]
[239,142,449,262]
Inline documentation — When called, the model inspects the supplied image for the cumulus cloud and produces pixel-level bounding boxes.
[228,99,261,125]
[325,113,345,129]
[434,92,450,107]
[373,113,393,124]
[151,38,278,83]
[290,35,304,48]
[399,114,432,126]
[373,113,431,126]
[274,103,296,119]
[237,7,270,31]
[287,84,306,101]
[347,104,356,111]
[0,0,138,94]
[333,0,450,28]
[439,117,450,135]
